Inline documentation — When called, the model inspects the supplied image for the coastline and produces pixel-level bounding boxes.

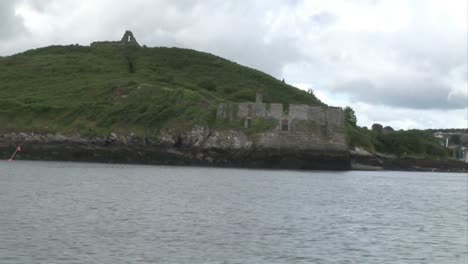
[350,151,468,173]
[1,132,466,172]
[0,132,350,171]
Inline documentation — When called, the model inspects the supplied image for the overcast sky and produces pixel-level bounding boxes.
[1,0,467,129]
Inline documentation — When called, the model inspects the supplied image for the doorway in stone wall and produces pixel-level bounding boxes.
[246,118,252,129]
[281,119,289,131]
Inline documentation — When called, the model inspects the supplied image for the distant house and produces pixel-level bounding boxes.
[434,132,444,139]
[461,147,468,163]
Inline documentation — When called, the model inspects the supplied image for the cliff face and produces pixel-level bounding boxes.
[0,127,351,170]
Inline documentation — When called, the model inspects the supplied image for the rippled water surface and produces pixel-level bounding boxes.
[0,161,467,263]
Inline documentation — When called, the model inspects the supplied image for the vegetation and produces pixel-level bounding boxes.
[373,130,449,158]
[347,124,450,159]
[371,123,383,133]
[383,126,394,131]
[0,44,323,135]
[449,134,461,145]
[344,106,357,127]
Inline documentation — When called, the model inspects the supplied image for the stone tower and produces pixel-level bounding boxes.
[121,30,140,46]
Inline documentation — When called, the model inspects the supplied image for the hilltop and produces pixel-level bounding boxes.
[0,33,322,136]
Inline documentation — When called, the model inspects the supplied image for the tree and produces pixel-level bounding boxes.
[344,106,357,127]
[383,126,394,133]
[372,123,383,133]
[449,134,461,145]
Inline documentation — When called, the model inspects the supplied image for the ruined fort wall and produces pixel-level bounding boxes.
[326,107,344,126]
[266,103,283,120]
[253,103,266,117]
[217,103,344,125]
[289,104,309,120]
[237,103,250,117]
[215,101,347,151]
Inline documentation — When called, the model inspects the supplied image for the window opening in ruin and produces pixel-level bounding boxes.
[247,104,253,116]
[246,118,252,129]
[281,119,289,131]
[283,104,289,115]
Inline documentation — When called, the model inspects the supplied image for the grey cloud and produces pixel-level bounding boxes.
[333,77,466,110]
[289,26,467,110]
[0,0,26,40]
[143,0,301,76]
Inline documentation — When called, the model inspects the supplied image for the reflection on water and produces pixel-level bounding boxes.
[0,161,467,263]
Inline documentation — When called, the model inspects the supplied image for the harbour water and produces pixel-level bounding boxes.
[0,161,467,263]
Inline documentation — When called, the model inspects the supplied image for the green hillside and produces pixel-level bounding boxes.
[0,44,323,136]
[0,42,458,161]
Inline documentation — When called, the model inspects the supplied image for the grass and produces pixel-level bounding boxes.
[0,44,323,136]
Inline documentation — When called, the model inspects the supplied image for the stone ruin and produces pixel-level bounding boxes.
[216,91,347,150]
[120,30,140,46]
[91,30,140,47]
[217,91,344,131]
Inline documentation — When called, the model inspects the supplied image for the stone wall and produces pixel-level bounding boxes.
[216,101,347,151]
[217,103,344,130]
[268,104,283,120]
[289,104,310,120]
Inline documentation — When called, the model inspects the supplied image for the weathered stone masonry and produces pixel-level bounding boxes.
[216,93,347,151]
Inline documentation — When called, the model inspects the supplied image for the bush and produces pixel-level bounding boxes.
[383,126,394,132]
[344,106,357,127]
[345,124,375,151]
[372,123,383,133]
[449,134,461,145]
[198,80,217,91]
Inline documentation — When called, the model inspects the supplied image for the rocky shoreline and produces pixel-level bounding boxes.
[350,148,468,173]
[1,132,466,172]
[0,132,350,171]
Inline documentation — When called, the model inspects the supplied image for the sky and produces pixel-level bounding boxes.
[0,0,467,130]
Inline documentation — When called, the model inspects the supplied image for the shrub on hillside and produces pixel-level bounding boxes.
[198,80,217,91]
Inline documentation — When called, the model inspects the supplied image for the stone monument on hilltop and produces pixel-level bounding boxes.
[91,30,140,47]
[120,30,140,46]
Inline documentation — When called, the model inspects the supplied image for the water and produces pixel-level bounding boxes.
[0,161,466,264]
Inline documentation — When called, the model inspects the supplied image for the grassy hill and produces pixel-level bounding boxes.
[0,44,323,136]
[0,43,456,161]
